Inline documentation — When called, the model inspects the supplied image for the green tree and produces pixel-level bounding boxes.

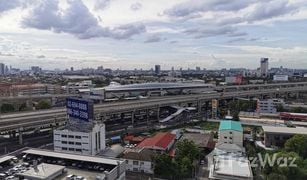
[154,154,178,179]
[36,100,51,110]
[284,135,307,159]
[1,103,15,113]
[175,139,200,162]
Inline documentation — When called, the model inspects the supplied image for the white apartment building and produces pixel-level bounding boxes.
[217,120,243,147]
[257,98,285,114]
[123,148,154,174]
[54,123,105,156]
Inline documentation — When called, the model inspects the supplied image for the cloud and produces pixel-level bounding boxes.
[144,34,166,43]
[0,0,20,13]
[107,22,146,39]
[36,55,45,58]
[164,0,254,17]
[22,0,146,40]
[184,25,237,38]
[130,2,142,11]
[0,52,14,56]
[94,0,110,11]
[247,0,298,22]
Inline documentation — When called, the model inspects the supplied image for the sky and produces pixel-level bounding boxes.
[0,0,307,70]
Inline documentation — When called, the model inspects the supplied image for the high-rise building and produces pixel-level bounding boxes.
[260,58,269,77]
[0,63,5,75]
[155,65,161,75]
[31,66,42,73]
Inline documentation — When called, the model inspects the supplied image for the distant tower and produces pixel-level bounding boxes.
[260,58,269,78]
[70,67,74,71]
[0,63,5,75]
[155,65,161,75]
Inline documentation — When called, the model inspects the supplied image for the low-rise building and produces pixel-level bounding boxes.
[17,163,65,180]
[54,123,105,156]
[137,132,176,153]
[257,99,285,114]
[123,148,155,174]
[22,148,126,180]
[262,126,307,147]
[217,120,243,147]
[207,121,252,180]
[180,132,215,151]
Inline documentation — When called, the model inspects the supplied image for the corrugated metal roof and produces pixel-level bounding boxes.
[219,120,243,132]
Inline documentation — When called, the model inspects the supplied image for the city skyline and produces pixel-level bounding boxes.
[0,0,307,70]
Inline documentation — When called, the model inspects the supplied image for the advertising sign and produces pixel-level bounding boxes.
[273,75,288,81]
[66,97,94,122]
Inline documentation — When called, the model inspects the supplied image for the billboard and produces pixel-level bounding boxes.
[273,75,288,81]
[66,97,94,122]
[225,75,242,85]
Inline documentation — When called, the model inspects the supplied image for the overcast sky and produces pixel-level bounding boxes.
[0,0,307,70]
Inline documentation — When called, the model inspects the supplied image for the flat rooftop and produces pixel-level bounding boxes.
[17,163,65,180]
[0,155,14,164]
[214,156,252,178]
[23,149,123,166]
[262,126,307,135]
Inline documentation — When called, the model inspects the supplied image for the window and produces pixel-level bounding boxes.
[76,149,82,152]
[82,136,88,138]
[68,135,74,138]
[141,162,144,165]
[62,147,67,150]
[125,160,128,164]
[75,136,81,139]
[61,141,67,144]
[229,137,232,139]
[133,168,138,172]
[61,135,67,138]
[68,142,74,145]
[224,136,227,139]
[229,132,232,134]
[68,148,74,151]
[133,161,139,165]
[82,142,89,144]
[76,142,82,145]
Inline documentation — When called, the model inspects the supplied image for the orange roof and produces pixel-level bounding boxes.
[137,132,176,151]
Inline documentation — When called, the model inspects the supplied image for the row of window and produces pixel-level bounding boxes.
[61,147,82,152]
[61,141,88,145]
[54,134,88,139]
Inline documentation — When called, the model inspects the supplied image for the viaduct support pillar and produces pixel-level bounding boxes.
[131,110,135,127]
[18,128,23,145]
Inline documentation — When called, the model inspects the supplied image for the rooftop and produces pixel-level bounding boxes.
[181,133,214,149]
[123,148,155,162]
[17,163,65,180]
[219,120,243,132]
[137,132,176,151]
[23,149,123,166]
[0,155,14,164]
[262,126,307,135]
[211,155,253,179]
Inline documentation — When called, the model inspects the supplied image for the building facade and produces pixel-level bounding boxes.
[260,58,269,78]
[54,123,106,156]
[257,99,285,114]
[123,148,154,174]
[217,120,243,147]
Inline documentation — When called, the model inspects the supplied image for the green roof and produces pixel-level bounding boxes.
[219,120,243,132]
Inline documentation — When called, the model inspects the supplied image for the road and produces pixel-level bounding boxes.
[0,82,306,132]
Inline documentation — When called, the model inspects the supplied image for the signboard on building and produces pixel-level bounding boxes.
[273,75,288,81]
[66,97,94,122]
[212,99,218,119]
[225,75,242,85]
